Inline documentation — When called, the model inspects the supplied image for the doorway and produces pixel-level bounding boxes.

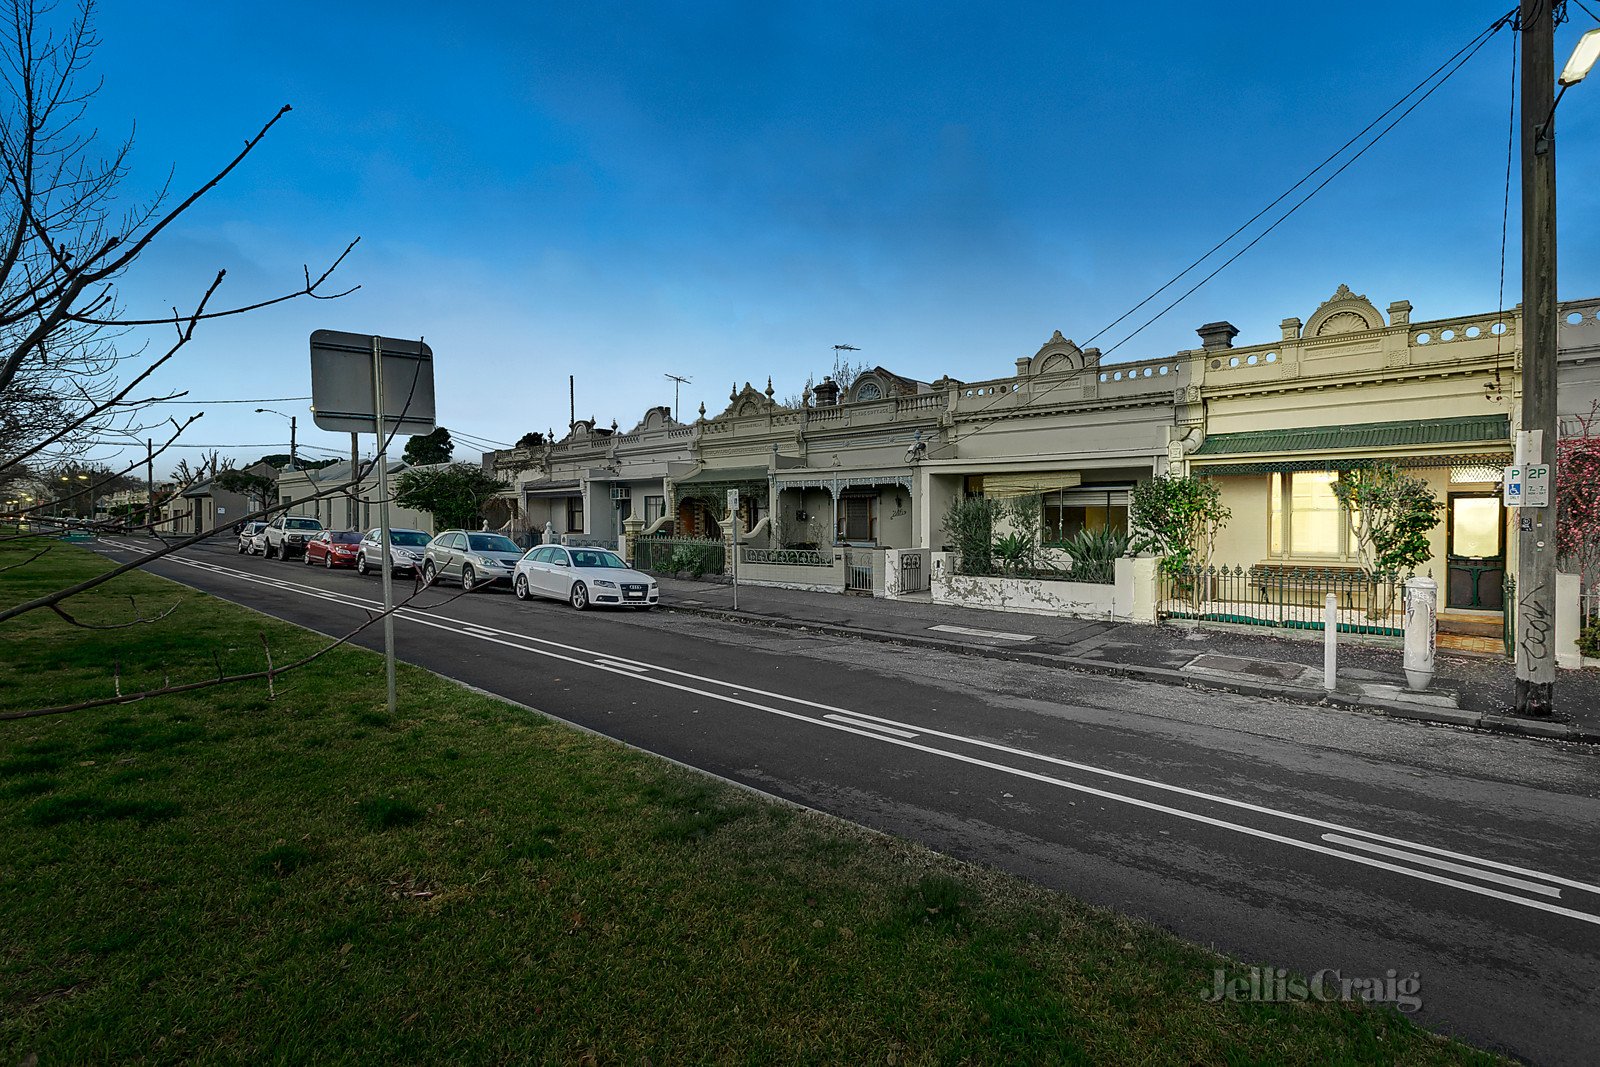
[1445,492,1505,610]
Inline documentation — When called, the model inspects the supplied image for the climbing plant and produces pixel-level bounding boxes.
[1557,403,1600,586]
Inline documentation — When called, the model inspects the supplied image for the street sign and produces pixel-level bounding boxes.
[726,489,739,513]
[309,330,436,435]
[1523,463,1552,508]
[1503,466,1523,507]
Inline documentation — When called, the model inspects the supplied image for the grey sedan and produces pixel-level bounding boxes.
[421,530,525,591]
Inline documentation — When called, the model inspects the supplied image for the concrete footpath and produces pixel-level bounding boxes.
[657,575,1600,744]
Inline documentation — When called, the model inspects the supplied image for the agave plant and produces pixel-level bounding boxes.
[1062,527,1130,584]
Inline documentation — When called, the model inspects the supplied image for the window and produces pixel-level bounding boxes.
[856,381,881,401]
[1041,489,1129,544]
[643,495,665,525]
[567,497,584,532]
[1269,471,1355,559]
[839,495,874,542]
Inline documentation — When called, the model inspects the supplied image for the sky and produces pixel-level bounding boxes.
[69,1,1600,473]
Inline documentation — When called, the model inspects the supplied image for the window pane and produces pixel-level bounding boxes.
[1290,472,1341,555]
[1452,497,1501,558]
[1269,473,1283,555]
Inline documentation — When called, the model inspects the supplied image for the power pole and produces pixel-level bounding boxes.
[1516,0,1558,715]
[665,373,692,423]
[349,431,360,530]
[145,438,154,533]
[289,416,299,472]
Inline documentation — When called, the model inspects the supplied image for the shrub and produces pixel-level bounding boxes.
[943,496,1000,576]
[1579,623,1600,659]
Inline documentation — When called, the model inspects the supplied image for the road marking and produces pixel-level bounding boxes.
[823,714,918,738]
[929,624,1036,642]
[149,549,1600,926]
[1320,834,1561,898]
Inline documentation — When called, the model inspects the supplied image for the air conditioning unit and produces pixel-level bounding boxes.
[610,486,631,501]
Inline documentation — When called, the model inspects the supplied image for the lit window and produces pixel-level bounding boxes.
[1269,471,1354,558]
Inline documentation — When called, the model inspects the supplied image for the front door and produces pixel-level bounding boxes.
[1445,493,1505,610]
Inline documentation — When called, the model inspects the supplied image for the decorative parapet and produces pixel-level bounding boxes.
[1559,298,1600,358]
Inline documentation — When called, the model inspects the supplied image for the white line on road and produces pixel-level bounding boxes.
[928,624,1036,642]
[823,714,918,738]
[1320,834,1561,898]
[148,549,1600,926]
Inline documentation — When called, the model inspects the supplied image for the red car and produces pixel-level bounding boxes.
[304,530,363,569]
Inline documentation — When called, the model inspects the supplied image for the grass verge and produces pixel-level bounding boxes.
[0,536,1500,1063]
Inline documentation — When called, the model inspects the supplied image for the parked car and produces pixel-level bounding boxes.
[421,530,525,591]
[305,529,363,568]
[237,521,268,554]
[514,545,658,610]
[262,515,324,559]
[355,528,433,576]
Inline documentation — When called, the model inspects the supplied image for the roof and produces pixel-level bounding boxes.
[1191,415,1509,458]
[522,479,581,498]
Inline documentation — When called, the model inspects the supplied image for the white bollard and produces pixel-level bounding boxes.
[1324,592,1338,691]
[1403,576,1437,691]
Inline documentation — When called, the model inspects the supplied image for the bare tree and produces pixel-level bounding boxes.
[0,0,357,473]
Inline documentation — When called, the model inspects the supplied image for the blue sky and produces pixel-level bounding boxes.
[82,1,1600,471]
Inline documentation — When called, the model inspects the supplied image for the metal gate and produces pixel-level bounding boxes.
[845,548,873,593]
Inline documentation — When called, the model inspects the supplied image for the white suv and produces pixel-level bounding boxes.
[263,515,324,560]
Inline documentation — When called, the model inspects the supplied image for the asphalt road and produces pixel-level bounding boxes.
[93,536,1600,1065]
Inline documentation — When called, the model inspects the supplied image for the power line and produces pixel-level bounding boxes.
[941,8,1516,450]
[145,396,311,405]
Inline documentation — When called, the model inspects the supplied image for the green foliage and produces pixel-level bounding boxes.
[1331,463,1443,579]
[212,469,275,506]
[942,495,1000,576]
[1578,623,1600,659]
[1061,527,1131,585]
[402,427,455,466]
[514,431,547,450]
[1130,475,1230,576]
[393,463,509,530]
[667,544,722,577]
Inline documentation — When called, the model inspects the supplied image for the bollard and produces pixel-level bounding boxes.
[1323,592,1338,691]
[1403,576,1437,691]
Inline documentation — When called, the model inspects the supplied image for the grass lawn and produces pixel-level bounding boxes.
[0,536,1501,1063]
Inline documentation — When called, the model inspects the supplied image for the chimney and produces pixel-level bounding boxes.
[1196,321,1239,351]
[813,376,841,407]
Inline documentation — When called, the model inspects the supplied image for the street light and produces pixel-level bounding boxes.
[255,407,299,470]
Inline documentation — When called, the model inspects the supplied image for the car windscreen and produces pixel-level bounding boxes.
[570,550,627,569]
[389,531,432,546]
[285,518,322,530]
[331,532,362,543]
[468,534,520,553]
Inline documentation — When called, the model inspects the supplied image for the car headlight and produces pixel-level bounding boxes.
[649,582,659,591]
[594,579,618,589]
[469,554,496,568]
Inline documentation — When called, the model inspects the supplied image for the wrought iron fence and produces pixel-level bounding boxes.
[634,536,725,577]
[1157,565,1404,636]
[1582,583,1600,627]
[742,547,831,567]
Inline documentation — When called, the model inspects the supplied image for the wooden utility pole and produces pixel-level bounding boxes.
[349,431,360,530]
[1516,0,1558,715]
[145,438,154,532]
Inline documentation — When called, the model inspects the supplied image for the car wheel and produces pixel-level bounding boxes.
[265,542,276,559]
[514,574,530,601]
[569,582,589,611]
[237,541,245,554]
[356,554,368,576]
[303,550,313,565]
[325,553,334,569]
[461,564,478,592]
[422,562,437,586]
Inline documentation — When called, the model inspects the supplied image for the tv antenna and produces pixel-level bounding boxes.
[664,373,692,423]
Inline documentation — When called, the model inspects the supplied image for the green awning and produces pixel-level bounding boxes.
[1191,415,1509,458]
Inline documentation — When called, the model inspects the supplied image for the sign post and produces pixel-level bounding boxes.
[310,331,436,716]
[727,488,739,611]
